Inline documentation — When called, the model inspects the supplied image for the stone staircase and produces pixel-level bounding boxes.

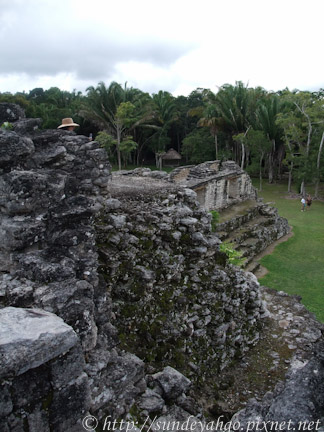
[214,200,290,273]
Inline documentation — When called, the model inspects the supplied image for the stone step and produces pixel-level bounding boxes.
[217,200,259,224]
[217,231,229,241]
[215,201,290,275]
[234,246,251,258]
[219,215,272,245]
[244,260,261,273]
[241,237,261,247]
[216,208,275,239]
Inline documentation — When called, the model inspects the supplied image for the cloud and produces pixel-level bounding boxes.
[1,0,324,96]
[0,0,195,87]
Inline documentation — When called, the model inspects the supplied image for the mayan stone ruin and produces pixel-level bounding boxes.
[0,103,323,431]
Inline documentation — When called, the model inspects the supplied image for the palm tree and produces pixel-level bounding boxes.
[215,81,254,164]
[255,94,282,183]
[151,91,179,168]
[216,82,251,133]
[197,103,225,160]
[81,82,154,170]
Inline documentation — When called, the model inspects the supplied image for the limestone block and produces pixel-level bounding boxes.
[0,307,78,378]
[137,388,165,413]
[0,170,66,215]
[50,344,85,390]
[0,131,34,168]
[152,366,191,400]
[12,118,42,135]
[30,145,67,167]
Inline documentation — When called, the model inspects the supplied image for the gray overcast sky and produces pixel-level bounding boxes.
[1,0,324,96]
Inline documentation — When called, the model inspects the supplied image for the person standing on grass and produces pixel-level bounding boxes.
[306,194,312,210]
[301,197,306,211]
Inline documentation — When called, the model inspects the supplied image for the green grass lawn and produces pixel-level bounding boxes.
[252,180,324,322]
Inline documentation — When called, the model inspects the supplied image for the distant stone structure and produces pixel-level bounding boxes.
[169,160,257,211]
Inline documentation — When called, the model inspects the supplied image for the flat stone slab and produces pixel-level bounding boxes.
[0,307,78,378]
[218,199,258,223]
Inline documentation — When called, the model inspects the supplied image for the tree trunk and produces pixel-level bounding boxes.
[240,126,250,169]
[300,180,305,197]
[241,142,245,170]
[215,133,218,160]
[268,152,274,183]
[116,127,122,170]
[288,161,293,193]
[315,131,324,198]
[277,144,285,180]
[155,153,163,170]
[136,141,146,166]
[259,152,264,192]
[268,139,275,183]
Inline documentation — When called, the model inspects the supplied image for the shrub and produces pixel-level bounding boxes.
[219,241,245,267]
[1,122,13,130]
[210,210,219,232]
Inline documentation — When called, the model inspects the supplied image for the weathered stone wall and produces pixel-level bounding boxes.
[0,104,114,430]
[0,127,110,350]
[97,176,265,382]
[170,161,257,211]
[0,105,266,429]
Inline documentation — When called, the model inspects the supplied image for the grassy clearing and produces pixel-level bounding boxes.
[252,180,324,322]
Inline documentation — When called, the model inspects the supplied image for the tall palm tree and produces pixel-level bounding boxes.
[215,81,255,164]
[151,91,179,167]
[216,81,251,133]
[256,94,282,183]
[197,104,225,160]
[81,82,154,169]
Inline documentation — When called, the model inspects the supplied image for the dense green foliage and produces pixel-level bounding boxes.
[210,210,219,232]
[1,122,13,130]
[219,241,245,267]
[255,181,324,322]
[2,82,324,189]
